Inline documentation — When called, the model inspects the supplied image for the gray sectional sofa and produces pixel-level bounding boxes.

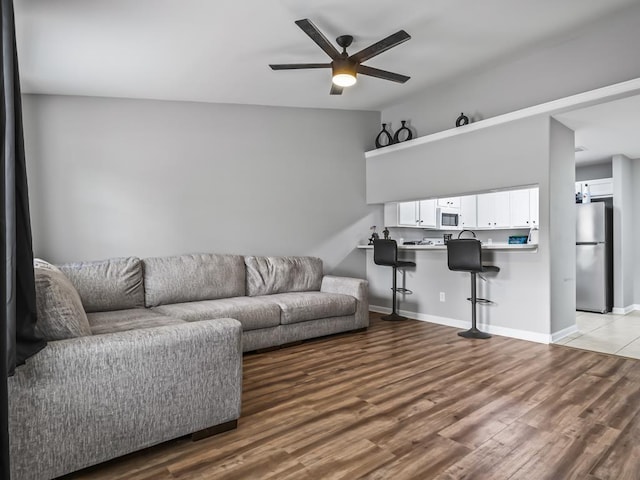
[9,253,369,480]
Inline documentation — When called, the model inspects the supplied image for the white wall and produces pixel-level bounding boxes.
[22,95,381,278]
[382,3,640,138]
[576,161,613,182]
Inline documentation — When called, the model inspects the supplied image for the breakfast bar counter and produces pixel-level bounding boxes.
[357,243,538,251]
[361,240,549,343]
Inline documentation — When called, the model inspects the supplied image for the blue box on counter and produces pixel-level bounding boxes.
[508,235,528,244]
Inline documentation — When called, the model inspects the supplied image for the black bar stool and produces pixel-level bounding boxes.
[446,231,499,339]
[374,239,416,321]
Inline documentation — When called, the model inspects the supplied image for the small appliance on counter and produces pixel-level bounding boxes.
[508,235,528,244]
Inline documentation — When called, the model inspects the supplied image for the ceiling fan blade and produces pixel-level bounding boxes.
[295,19,341,60]
[357,65,410,83]
[270,63,331,70]
[349,30,411,63]
[330,84,343,95]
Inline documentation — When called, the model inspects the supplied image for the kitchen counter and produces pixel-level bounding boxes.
[357,243,538,251]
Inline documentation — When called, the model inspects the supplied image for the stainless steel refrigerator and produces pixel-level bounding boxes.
[576,201,613,313]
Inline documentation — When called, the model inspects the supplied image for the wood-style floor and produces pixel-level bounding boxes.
[64,313,640,480]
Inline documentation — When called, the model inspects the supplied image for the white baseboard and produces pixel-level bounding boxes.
[550,324,579,343]
[370,305,552,344]
[612,305,639,315]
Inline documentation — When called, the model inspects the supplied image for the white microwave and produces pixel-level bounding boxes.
[436,207,462,230]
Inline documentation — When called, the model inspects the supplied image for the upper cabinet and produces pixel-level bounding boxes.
[477,191,511,228]
[509,189,531,227]
[529,188,539,227]
[397,199,437,228]
[386,187,538,230]
[576,178,613,200]
[437,197,460,209]
[460,195,477,228]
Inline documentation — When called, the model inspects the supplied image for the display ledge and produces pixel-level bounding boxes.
[365,77,640,158]
[357,243,538,251]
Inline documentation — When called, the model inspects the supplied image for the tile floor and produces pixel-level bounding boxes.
[554,310,640,359]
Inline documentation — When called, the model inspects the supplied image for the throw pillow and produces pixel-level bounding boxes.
[34,258,92,340]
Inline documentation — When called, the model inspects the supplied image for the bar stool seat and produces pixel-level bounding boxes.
[373,239,415,321]
[447,232,500,338]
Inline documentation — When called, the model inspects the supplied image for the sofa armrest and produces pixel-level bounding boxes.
[321,275,369,328]
[9,318,242,480]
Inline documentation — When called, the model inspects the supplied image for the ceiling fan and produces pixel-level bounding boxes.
[269,19,411,95]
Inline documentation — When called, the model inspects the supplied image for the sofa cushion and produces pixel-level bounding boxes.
[143,253,246,307]
[34,259,92,340]
[153,296,281,331]
[256,292,356,325]
[86,309,187,335]
[58,257,144,313]
[245,256,323,297]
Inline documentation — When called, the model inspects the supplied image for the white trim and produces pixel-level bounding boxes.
[369,305,551,344]
[551,324,579,343]
[365,77,640,158]
[612,304,639,315]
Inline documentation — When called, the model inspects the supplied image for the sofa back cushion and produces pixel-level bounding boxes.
[34,259,92,340]
[245,256,323,297]
[143,253,246,307]
[58,257,145,313]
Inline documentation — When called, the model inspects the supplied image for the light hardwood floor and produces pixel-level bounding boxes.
[63,313,640,480]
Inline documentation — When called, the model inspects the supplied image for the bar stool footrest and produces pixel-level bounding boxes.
[393,288,413,294]
[465,297,494,304]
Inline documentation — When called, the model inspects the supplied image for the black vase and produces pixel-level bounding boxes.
[375,124,394,148]
[393,120,413,143]
[456,112,469,127]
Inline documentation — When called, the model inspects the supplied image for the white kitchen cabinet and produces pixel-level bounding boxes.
[397,199,436,228]
[584,178,613,198]
[529,188,539,227]
[460,195,477,228]
[477,191,510,228]
[398,201,419,226]
[419,199,437,228]
[509,189,531,227]
[437,197,460,209]
[576,178,613,200]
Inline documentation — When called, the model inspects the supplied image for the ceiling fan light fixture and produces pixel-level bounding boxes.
[332,73,357,87]
[332,59,357,87]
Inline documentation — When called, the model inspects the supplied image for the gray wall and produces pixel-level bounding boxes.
[549,119,576,333]
[366,116,549,204]
[22,95,381,277]
[612,155,634,309]
[382,3,640,137]
[633,157,640,305]
[576,161,613,182]
[365,116,555,335]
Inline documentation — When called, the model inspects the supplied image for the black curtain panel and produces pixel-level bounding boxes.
[2,0,47,477]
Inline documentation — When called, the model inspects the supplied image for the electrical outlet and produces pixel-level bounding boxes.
[440,292,446,302]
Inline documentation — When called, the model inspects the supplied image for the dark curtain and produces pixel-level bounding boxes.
[2,0,47,477]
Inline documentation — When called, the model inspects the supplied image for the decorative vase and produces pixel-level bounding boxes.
[455,113,469,127]
[375,124,394,148]
[393,120,413,143]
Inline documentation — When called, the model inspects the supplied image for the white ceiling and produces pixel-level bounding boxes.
[13,0,639,111]
[14,0,640,165]
[555,94,640,165]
